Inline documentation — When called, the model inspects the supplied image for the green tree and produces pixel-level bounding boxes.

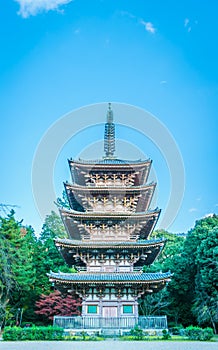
[143,229,185,272]
[139,290,170,316]
[192,225,218,333]
[34,211,68,296]
[0,211,36,327]
[0,233,13,328]
[57,190,70,210]
[141,230,185,319]
[25,211,70,325]
[166,215,218,329]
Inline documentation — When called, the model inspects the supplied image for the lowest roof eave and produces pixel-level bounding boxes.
[48,271,172,284]
[54,237,166,248]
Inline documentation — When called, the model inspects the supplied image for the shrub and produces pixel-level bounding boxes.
[162,329,171,340]
[130,324,144,340]
[184,326,214,341]
[201,327,214,341]
[80,330,88,340]
[169,325,184,335]
[3,326,64,341]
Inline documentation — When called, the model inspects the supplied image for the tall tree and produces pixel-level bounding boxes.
[0,211,36,327]
[143,229,185,272]
[141,230,185,320]
[192,225,218,333]
[0,234,13,328]
[166,215,218,329]
[34,211,68,296]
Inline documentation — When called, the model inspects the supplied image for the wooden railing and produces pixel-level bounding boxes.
[53,316,167,330]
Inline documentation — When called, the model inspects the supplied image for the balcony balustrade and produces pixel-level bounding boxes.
[53,315,167,330]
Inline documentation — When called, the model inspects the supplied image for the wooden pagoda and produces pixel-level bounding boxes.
[49,104,171,323]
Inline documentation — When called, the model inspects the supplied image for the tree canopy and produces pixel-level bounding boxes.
[0,211,217,332]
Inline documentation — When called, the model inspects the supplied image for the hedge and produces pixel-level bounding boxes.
[184,326,214,341]
[3,326,64,341]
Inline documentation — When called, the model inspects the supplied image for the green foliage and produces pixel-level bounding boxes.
[1,208,217,332]
[3,325,64,341]
[202,327,215,341]
[169,325,184,335]
[130,324,144,340]
[39,210,66,243]
[138,290,170,316]
[162,329,171,339]
[184,325,214,341]
[0,210,71,327]
[80,330,88,340]
[140,217,218,333]
[140,230,185,320]
[64,333,104,341]
[192,226,218,333]
[144,229,185,272]
[162,216,218,331]
[0,211,36,327]
[34,211,68,296]
[57,190,70,210]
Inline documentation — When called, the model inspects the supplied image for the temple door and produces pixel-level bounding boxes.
[102,306,117,317]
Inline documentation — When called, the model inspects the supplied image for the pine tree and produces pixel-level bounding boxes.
[0,211,36,326]
[34,211,69,296]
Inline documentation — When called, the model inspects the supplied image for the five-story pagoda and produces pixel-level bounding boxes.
[49,104,171,321]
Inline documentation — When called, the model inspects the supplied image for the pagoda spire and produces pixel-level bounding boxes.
[104,103,116,159]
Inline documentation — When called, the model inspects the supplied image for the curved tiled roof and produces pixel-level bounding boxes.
[55,237,166,247]
[64,181,156,192]
[60,207,160,219]
[60,207,160,241]
[49,271,172,283]
[69,158,151,165]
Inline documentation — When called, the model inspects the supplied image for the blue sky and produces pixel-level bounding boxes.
[0,0,217,234]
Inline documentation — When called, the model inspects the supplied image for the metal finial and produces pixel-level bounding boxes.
[107,102,113,124]
[104,103,115,158]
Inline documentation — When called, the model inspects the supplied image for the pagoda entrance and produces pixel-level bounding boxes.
[102,306,118,317]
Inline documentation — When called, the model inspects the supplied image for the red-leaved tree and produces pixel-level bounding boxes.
[35,291,81,324]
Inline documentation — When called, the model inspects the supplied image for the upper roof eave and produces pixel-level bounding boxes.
[68,158,152,168]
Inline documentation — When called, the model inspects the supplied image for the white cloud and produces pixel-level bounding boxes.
[184,17,198,33]
[120,11,156,34]
[184,18,189,27]
[189,208,198,213]
[15,0,73,18]
[184,18,191,32]
[140,20,156,34]
[160,80,167,85]
[204,213,215,218]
